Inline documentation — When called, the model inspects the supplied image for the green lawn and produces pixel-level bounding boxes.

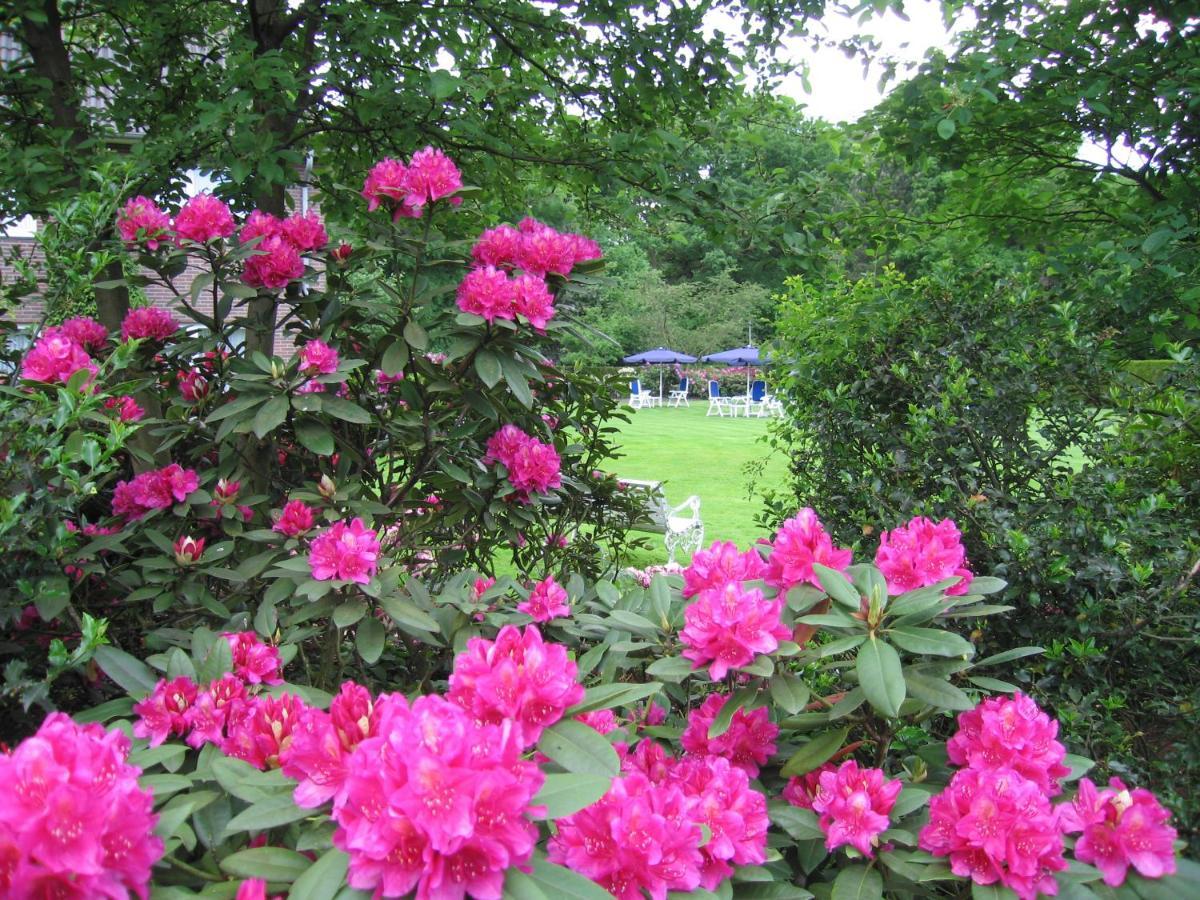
[605,402,790,566]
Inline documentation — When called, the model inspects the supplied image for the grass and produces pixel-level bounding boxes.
[604,402,790,566]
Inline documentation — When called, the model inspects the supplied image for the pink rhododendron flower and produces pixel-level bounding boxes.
[946,692,1070,795]
[240,209,282,245]
[811,760,902,858]
[331,241,353,263]
[224,631,284,685]
[548,771,704,900]
[0,712,163,897]
[511,273,556,330]
[484,424,562,502]
[178,368,209,402]
[448,624,584,748]
[174,192,235,243]
[361,157,419,218]
[121,306,178,342]
[235,879,283,900]
[518,575,570,622]
[457,265,516,322]
[763,508,853,592]
[243,233,305,288]
[104,394,144,422]
[111,463,199,520]
[298,339,339,375]
[682,540,767,598]
[60,316,108,349]
[173,534,205,565]
[516,220,578,277]
[133,676,199,746]
[376,368,404,392]
[673,755,769,889]
[222,693,309,770]
[184,674,247,748]
[210,477,241,515]
[471,224,522,269]
[20,330,97,385]
[680,692,778,776]
[919,767,1067,900]
[470,576,496,602]
[281,210,328,251]
[875,515,974,596]
[309,518,381,584]
[281,682,380,807]
[783,763,837,810]
[568,233,603,263]
[483,423,528,465]
[1060,777,1177,886]
[680,582,790,680]
[577,710,618,735]
[117,195,172,250]
[331,693,543,900]
[402,145,463,209]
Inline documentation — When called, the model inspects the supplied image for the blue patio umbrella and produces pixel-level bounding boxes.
[621,347,697,397]
[700,345,764,393]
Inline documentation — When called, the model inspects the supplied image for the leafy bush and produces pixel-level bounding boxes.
[765,263,1200,835]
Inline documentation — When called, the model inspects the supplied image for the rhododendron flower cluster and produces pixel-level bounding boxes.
[783,763,836,810]
[518,575,570,621]
[121,306,179,342]
[331,694,543,900]
[173,534,205,564]
[920,767,1067,899]
[921,693,1088,899]
[117,195,171,249]
[361,147,462,219]
[553,740,768,897]
[1060,777,1177,886]
[576,709,618,734]
[0,713,163,897]
[274,499,316,536]
[281,682,380,807]
[308,518,381,584]
[178,368,209,402]
[946,692,1070,794]
[448,624,583,748]
[810,760,902,858]
[875,515,973,596]
[680,582,790,680]
[483,424,562,501]
[471,217,601,278]
[20,328,98,385]
[104,394,144,422]
[682,540,766,598]
[298,339,339,375]
[133,675,199,746]
[762,508,853,592]
[173,193,235,243]
[240,209,323,288]
[111,462,199,520]
[221,692,309,770]
[680,693,778,776]
[59,316,109,349]
[224,630,284,685]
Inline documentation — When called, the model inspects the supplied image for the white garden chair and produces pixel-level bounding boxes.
[664,495,703,563]
[668,377,690,407]
[706,380,730,416]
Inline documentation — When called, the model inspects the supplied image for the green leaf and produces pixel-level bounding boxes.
[856,637,905,718]
[403,319,429,350]
[606,609,661,635]
[253,395,289,438]
[566,682,662,717]
[813,563,861,609]
[645,656,695,683]
[379,595,440,633]
[769,673,811,715]
[732,883,815,899]
[220,846,312,881]
[966,576,1006,595]
[709,687,761,739]
[531,772,612,819]
[967,675,1019,692]
[888,626,975,658]
[321,396,373,424]
[937,118,956,139]
[356,617,386,664]
[1141,228,1175,255]
[223,794,312,836]
[505,868,551,900]
[780,727,849,777]
[903,668,974,710]
[814,634,868,658]
[891,787,933,819]
[475,350,503,388]
[974,646,1043,667]
[33,577,70,622]
[210,756,294,804]
[196,634,234,683]
[290,848,350,900]
[74,697,134,723]
[505,368,534,407]
[430,69,462,99]
[832,865,883,900]
[380,339,409,375]
[769,802,824,840]
[93,645,158,697]
[537,719,619,777]
[971,883,1020,900]
[1062,754,1095,781]
[295,417,335,455]
[334,600,367,628]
